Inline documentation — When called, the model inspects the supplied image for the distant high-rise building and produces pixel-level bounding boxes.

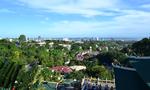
[96,37,99,41]
[38,36,41,42]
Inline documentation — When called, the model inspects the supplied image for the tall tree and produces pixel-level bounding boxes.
[19,35,26,42]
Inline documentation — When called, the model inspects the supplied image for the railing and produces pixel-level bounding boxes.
[82,78,115,84]
[81,78,115,90]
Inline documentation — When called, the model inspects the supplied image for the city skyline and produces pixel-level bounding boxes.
[0,0,150,38]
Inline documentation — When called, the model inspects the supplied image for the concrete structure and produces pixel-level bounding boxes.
[113,56,150,90]
[37,41,46,46]
[70,66,86,71]
[81,78,115,90]
[63,38,70,42]
[58,44,71,50]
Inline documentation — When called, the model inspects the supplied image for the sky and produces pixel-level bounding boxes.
[0,0,150,38]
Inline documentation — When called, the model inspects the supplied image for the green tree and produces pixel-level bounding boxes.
[19,34,26,42]
[16,65,38,90]
[66,71,84,80]
[87,65,112,79]
[132,38,150,56]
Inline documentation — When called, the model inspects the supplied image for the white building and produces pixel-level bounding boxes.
[9,39,13,42]
[49,42,54,47]
[70,66,86,71]
[63,38,70,42]
[59,44,71,50]
[37,41,46,46]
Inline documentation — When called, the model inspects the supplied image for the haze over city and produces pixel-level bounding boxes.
[0,0,150,38]
[1,1,150,90]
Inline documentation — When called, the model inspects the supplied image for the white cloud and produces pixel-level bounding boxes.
[16,0,150,37]
[18,0,123,17]
[0,8,15,13]
[115,10,150,28]
[45,17,49,21]
[40,17,50,24]
[141,4,150,8]
[47,9,150,37]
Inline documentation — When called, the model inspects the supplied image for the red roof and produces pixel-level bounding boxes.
[51,66,72,73]
[12,86,15,90]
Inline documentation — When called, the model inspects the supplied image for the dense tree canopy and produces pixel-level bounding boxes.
[19,34,26,42]
[132,38,150,56]
[0,37,146,89]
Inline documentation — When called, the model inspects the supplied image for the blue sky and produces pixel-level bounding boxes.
[0,0,150,38]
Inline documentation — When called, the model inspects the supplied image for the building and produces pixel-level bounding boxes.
[58,44,71,50]
[63,38,70,42]
[113,56,150,90]
[70,66,86,71]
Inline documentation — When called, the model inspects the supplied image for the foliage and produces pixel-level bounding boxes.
[41,67,53,81]
[0,61,21,88]
[86,65,112,79]
[96,51,127,66]
[19,34,26,42]
[16,65,38,89]
[132,38,150,56]
[65,71,84,80]
[0,36,144,89]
